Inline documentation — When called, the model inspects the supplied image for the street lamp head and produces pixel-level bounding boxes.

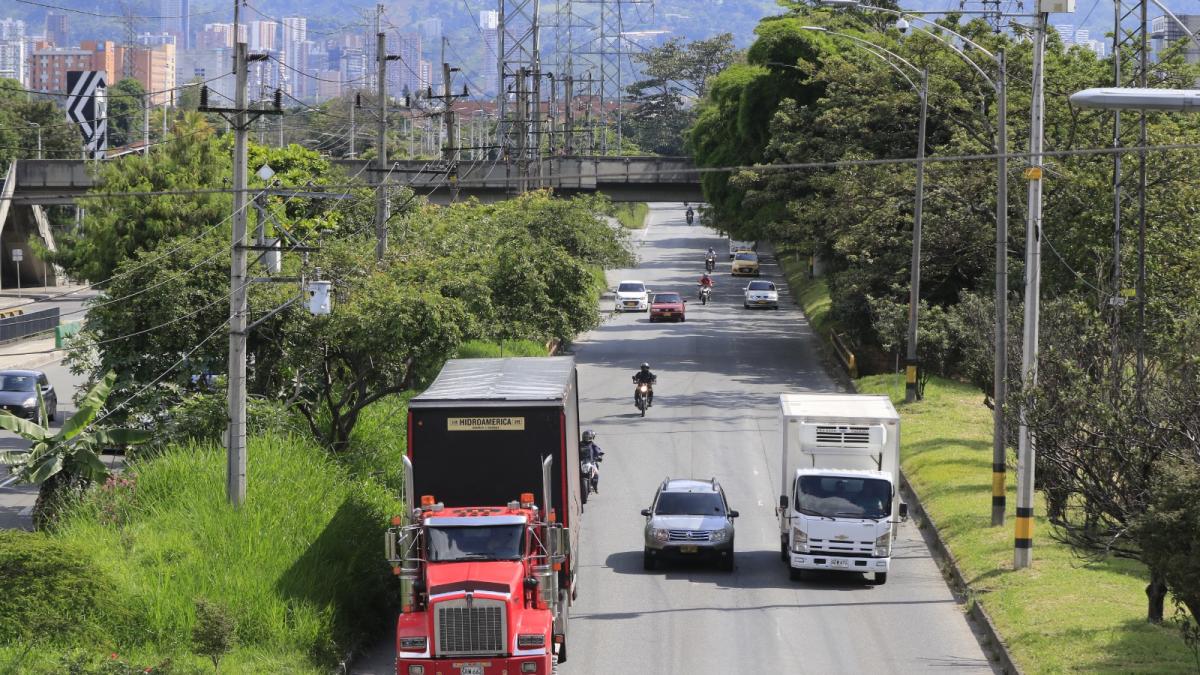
[1070,87,1200,112]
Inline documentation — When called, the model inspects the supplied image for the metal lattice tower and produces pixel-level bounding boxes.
[497,0,542,187]
[555,0,651,154]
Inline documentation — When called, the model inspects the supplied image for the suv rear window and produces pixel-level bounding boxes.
[655,491,725,516]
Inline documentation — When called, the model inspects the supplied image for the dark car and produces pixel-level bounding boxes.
[0,370,57,421]
[642,478,738,571]
[649,292,686,323]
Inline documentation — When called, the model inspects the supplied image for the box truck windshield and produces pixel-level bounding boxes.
[427,524,525,562]
[795,475,892,520]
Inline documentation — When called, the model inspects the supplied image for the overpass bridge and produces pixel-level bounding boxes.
[4,156,703,207]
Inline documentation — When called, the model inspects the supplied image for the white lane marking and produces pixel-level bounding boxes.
[18,504,33,516]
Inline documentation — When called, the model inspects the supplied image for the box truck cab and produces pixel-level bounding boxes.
[776,393,907,585]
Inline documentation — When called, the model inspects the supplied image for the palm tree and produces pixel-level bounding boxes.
[0,371,150,529]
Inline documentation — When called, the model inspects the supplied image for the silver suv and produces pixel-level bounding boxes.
[641,478,738,571]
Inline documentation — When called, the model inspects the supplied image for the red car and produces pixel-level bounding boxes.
[649,291,686,323]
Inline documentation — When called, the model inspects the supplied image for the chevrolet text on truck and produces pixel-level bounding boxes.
[386,357,583,674]
[776,393,908,585]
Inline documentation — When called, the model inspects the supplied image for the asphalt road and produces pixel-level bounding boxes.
[0,357,88,529]
[559,204,994,674]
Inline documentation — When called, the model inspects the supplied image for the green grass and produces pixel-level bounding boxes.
[455,339,550,359]
[612,202,649,229]
[776,249,833,336]
[0,435,403,674]
[857,375,1197,674]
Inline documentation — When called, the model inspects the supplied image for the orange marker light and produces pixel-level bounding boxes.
[391,516,402,526]
[519,492,535,504]
[420,495,436,507]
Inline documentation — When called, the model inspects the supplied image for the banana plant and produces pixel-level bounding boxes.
[0,371,151,529]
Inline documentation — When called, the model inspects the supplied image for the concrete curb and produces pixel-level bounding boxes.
[897,472,1023,675]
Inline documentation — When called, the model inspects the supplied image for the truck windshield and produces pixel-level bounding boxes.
[654,492,725,516]
[795,476,891,519]
[427,524,524,562]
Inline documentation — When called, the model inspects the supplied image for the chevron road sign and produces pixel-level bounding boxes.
[66,70,107,159]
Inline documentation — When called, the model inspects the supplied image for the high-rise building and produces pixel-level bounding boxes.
[137,32,177,47]
[198,22,242,49]
[45,13,67,47]
[1152,14,1200,65]
[416,18,442,43]
[160,0,190,49]
[0,18,26,85]
[248,21,278,53]
[282,17,307,97]
[387,31,423,96]
[177,47,233,102]
[31,40,175,103]
[480,10,499,96]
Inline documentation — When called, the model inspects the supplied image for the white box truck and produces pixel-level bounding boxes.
[776,393,908,585]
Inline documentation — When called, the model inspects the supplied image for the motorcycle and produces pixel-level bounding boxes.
[633,376,656,417]
[581,458,600,498]
[705,256,716,272]
[699,284,712,305]
[686,209,695,225]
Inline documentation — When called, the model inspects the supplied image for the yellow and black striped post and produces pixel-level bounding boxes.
[904,359,919,403]
[1014,506,1034,553]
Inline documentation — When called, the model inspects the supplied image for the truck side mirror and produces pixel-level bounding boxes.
[640,508,651,517]
[899,502,909,520]
[778,496,788,510]
[729,510,739,518]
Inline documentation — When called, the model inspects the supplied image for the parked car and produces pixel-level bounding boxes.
[614,280,651,312]
[731,251,761,277]
[0,370,57,421]
[649,291,686,323]
[642,478,738,571]
[744,280,779,309]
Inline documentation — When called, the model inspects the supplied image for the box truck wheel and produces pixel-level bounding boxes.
[779,537,788,563]
[788,566,805,582]
[556,588,570,663]
[873,572,888,585]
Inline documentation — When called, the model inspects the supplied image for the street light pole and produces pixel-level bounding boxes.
[905,67,928,403]
[992,48,1009,526]
[1015,9,1048,570]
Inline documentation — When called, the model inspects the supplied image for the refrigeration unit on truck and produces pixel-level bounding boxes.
[776,393,908,585]
[390,356,583,672]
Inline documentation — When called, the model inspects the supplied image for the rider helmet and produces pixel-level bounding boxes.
[641,363,650,371]
[582,430,595,443]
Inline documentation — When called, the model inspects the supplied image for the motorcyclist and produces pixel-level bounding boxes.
[705,247,717,270]
[581,429,604,492]
[686,206,695,224]
[698,272,714,290]
[632,363,656,407]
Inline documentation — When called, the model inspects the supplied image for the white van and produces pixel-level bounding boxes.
[728,239,756,260]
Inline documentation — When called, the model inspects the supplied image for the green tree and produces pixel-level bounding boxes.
[0,371,150,530]
[0,78,81,162]
[107,78,146,149]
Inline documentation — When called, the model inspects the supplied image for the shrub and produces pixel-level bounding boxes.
[0,530,123,644]
[192,598,236,671]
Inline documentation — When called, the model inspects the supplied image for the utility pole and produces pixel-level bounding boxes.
[1015,7,1048,570]
[563,75,574,155]
[199,42,281,507]
[904,68,929,404]
[515,66,528,192]
[373,9,401,261]
[992,48,1009,527]
[349,93,357,158]
[143,92,150,152]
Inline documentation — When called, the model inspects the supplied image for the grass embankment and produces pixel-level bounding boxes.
[857,375,1196,673]
[612,202,649,229]
[456,339,551,359]
[776,249,833,336]
[0,434,404,674]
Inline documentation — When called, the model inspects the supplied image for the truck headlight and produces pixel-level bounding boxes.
[398,636,428,652]
[652,528,669,543]
[21,397,35,408]
[710,529,727,543]
[874,532,892,557]
[407,667,425,675]
[791,527,808,553]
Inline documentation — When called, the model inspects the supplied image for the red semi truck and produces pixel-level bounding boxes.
[385,357,583,675]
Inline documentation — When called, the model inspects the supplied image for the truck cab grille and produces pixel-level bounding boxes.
[435,599,506,656]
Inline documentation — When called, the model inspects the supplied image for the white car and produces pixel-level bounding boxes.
[614,280,651,312]
[728,239,756,260]
[743,280,779,309]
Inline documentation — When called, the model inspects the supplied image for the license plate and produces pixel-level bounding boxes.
[680,545,698,554]
[830,558,850,569]
[624,302,636,306]
[461,665,484,675]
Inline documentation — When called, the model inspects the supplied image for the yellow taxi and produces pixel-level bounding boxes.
[731,250,760,277]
